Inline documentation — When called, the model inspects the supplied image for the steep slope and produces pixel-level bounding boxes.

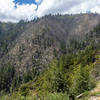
[7,20,61,73]
[1,13,100,99]
[3,13,100,73]
[0,21,27,58]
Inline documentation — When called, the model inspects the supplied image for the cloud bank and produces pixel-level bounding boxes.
[37,0,100,16]
[0,0,37,22]
[0,0,100,22]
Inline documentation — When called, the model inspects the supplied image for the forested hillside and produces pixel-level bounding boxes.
[1,13,100,100]
[0,20,27,58]
[2,13,100,73]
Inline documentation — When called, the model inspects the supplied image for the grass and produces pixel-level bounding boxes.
[0,92,69,100]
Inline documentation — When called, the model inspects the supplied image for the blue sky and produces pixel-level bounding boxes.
[14,0,38,11]
[14,0,42,11]
[0,0,100,22]
[14,0,36,5]
[14,0,42,5]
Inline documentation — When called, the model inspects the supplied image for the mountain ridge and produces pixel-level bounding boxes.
[7,13,100,72]
[1,13,100,100]
[0,13,100,73]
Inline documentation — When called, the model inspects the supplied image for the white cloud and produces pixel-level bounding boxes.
[37,0,100,17]
[0,0,37,22]
[0,0,100,22]
[67,0,100,14]
[37,0,83,17]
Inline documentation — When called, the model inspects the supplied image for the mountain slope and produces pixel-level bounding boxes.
[0,20,27,58]
[3,13,100,73]
[1,13,100,99]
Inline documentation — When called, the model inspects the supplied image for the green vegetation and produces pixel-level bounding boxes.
[0,93,69,100]
[0,45,98,100]
[0,63,15,92]
[36,46,96,99]
[1,16,100,100]
[0,20,27,58]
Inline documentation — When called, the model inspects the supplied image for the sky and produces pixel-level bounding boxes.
[0,0,100,22]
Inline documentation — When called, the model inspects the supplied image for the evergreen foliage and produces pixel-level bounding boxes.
[1,16,100,99]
